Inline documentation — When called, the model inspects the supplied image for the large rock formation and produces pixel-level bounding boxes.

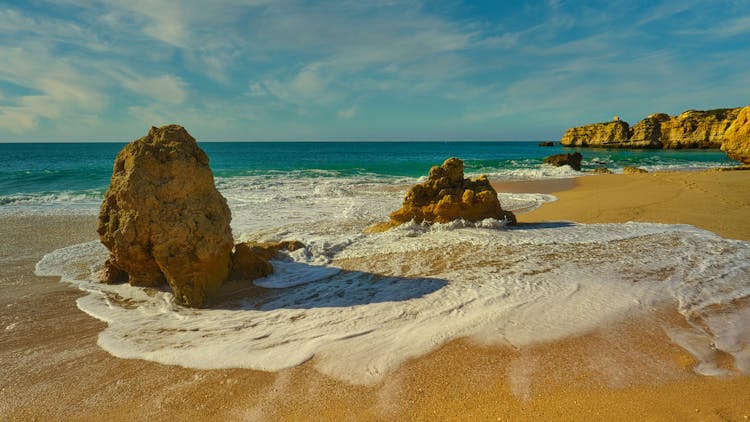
[659,108,740,149]
[561,107,744,149]
[722,106,750,164]
[98,125,234,307]
[629,113,670,147]
[560,120,630,147]
[543,152,582,171]
[371,158,516,231]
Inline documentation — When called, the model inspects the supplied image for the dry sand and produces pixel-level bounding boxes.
[2,170,750,421]
[514,170,750,240]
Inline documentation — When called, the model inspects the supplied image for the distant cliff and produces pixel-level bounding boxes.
[560,120,631,147]
[561,107,742,149]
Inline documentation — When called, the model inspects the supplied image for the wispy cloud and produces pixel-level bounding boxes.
[116,73,189,104]
[676,13,750,37]
[0,43,107,133]
[0,0,748,140]
[337,105,357,119]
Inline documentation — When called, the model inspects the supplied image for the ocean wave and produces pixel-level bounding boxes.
[0,191,103,215]
[484,164,582,180]
[37,221,750,384]
[26,163,749,386]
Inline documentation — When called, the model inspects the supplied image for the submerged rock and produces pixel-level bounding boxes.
[371,158,515,231]
[722,106,750,164]
[538,141,554,147]
[543,152,583,171]
[98,125,234,307]
[231,241,305,281]
[591,167,613,174]
[623,166,648,174]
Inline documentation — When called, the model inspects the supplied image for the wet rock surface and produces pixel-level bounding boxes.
[543,152,583,171]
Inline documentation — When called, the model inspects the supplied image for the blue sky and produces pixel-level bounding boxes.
[0,0,748,141]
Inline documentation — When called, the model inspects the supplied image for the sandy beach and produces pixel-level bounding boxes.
[2,170,749,421]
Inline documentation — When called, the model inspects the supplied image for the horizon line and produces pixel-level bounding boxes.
[0,138,554,144]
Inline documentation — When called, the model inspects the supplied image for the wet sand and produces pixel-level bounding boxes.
[2,170,750,420]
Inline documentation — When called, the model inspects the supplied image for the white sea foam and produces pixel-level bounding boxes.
[36,180,750,385]
[580,156,738,174]
[499,192,557,214]
[485,164,582,180]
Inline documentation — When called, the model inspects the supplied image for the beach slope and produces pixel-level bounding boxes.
[2,170,749,421]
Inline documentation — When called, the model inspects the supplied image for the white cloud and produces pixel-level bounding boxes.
[117,73,188,104]
[337,106,357,119]
[2,0,749,140]
[246,82,267,97]
[0,108,38,134]
[0,7,108,51]
[634,0,700,26]
[290,66,325,97]
[679,14,750,37]
[262,64,335,105]
[0,45,107,133]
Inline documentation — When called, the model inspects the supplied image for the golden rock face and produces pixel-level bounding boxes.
[371,158,516,232]
[722,106,750,164]
[659,108,740,149]
[98,124,234,307]
[560,120,631,147]
[561,107,743,149]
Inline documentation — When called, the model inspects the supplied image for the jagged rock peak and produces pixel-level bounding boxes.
[369,158,516,232]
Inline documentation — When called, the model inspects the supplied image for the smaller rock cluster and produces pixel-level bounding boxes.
[231,241,304,281]
[372,158,516,231]
[543,152,582,171]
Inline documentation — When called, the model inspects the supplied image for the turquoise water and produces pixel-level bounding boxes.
[0,141,737,212]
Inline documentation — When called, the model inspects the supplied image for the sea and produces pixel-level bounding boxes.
[3,141,749,385]
[0,141,738,214]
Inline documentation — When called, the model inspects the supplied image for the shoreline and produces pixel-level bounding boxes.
[519,170,750,241]
[2,169,749,420]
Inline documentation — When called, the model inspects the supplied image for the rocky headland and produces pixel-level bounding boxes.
[370,157,516,231]
[98,124,300,307]
[561,107,744,150]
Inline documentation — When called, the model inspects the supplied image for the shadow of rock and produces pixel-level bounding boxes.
[210,262,447,311]
[507,221,577,230]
